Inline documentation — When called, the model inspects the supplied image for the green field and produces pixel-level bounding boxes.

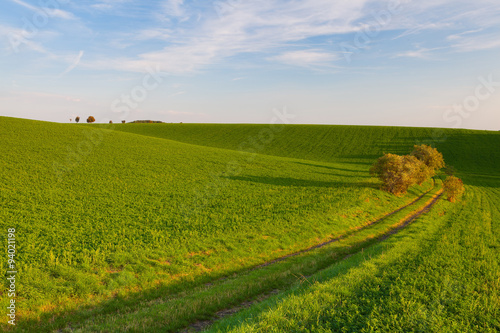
[0,117,499,332]
[207,173,500,332]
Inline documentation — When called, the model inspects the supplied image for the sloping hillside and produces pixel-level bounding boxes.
[112,123,500,175]
[1,117,498,331]
[0,117,431,329]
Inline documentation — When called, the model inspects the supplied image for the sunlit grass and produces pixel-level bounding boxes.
[209,178,500,332]
[0,117,498,332]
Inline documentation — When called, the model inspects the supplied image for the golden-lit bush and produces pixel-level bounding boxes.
[443,176,465,202]
[411,144,445,176]
[370,153,423,195]
[371,144,447,195]
[413,159,433,185]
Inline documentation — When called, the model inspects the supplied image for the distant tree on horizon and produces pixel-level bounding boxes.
[122,120,126,124]
[87,116,96,123]
[75,116,80,123]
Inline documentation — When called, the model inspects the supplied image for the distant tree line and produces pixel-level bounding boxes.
[129,120,163,123]
[72,117,126,124]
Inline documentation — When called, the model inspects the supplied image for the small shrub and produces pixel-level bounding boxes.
[87,116,96,123]
[121,120,126,124]
[443,176,465,202]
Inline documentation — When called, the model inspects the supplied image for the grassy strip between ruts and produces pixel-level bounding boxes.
[206,181,500,333]
[54,185,443,332]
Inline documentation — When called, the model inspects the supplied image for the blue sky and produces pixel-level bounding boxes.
[1,0,499,129]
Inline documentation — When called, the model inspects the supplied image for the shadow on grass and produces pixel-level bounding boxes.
[294,161,370,173]
[337,155,381,162]
[210,202,451,333]
[17,259,283,332]
[313,172,372,178]
[16,206,393,332]
[224,175,378,189]
[210,245,389,332]
[16,181,433,332]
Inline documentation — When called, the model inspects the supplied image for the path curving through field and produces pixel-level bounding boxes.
[253,184,438,271]
[180,188,444,333]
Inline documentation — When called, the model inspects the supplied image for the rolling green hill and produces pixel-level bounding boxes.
[1,117,499,332]
[112,123,500,175]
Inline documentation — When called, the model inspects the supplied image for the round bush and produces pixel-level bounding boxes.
[443,176,465,202]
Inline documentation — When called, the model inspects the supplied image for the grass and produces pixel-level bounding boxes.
[111,123,500,175]
[52,182,443,332]
[0,117,498,331]
[205,168,500,332]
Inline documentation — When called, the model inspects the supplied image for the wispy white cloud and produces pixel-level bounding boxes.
[11,0,500,77]
[162,0,186,18]
[8,0,37,11]
[450,33,500,52]
[91,3,112,11]
[90,0,131,12]
[393,46,447,59]
[135,28,172,41]
[270,50,338,67]
[0,23,54,55]
[394,48,433,59]
[8,0,76,20]
[48,8,76,20]
[59,50,84,77]
[392,22,452,40]
[389,1,500,48]
[446,29,483,41]
[86,0,371,73]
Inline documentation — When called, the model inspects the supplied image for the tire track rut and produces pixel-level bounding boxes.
[180,188,443,333]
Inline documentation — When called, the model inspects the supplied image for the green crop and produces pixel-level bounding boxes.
[0,117,498,332]
[209,175,500,332]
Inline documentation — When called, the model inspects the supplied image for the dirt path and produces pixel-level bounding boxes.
[180,188,443,332]
[254,185,437,270]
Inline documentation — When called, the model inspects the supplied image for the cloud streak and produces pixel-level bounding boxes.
[86,0,371,73]
[59,50,84,77]
[81,0,500,75]
[8,0,76,20]
[270,50,338,67]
